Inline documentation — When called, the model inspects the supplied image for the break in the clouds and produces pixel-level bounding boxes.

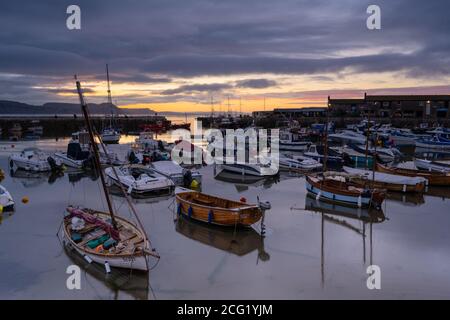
[0,0,450,108]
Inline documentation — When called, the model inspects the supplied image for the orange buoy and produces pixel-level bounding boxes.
[21,196,29,204]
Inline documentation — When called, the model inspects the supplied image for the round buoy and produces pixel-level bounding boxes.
[240,197,247,203]
[22,196,29,204]
[190,179,199,189]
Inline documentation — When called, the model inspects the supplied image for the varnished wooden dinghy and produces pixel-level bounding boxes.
[376,163,450,186]
[305,175,385,209]
[63,207,156,271]
[175,189,263,227]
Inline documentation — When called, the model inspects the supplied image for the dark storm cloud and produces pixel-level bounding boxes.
[0,0,449,103]
[161,83,233,95]
[236,79,277,89]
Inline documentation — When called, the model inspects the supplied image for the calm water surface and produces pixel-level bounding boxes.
[1,139,450,299]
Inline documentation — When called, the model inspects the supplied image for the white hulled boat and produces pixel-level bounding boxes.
[9,148,60,172]
[0,184,14,211]
[150,160,202,186]
[105,165,175,197]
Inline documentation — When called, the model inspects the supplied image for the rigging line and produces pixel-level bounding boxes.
[95,129,158,255]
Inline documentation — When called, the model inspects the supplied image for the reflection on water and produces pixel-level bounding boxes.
[175,216,269,261]
[10,169,64,187]
[214,169,281,193]
[2,140,450,299]
[386,192,425,207]
[303,195,385,287]
[63,245,150,300]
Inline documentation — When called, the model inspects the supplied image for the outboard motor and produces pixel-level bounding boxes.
[183,169,193,188]
[158,140,164,151]
[47,156,63,172]
[128,151,139,164]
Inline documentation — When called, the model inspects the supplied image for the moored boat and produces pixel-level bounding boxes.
[305,175,385,209]
[105,165,175,197]
[60,77,160,273]
[278,154,322,171]
[414,158,450,173]
[0,184,14,212]
[376,163,450,186]
[343,166,427,193]
[9,147,61,172]
[416,135,450,150]
[175,188,268,227]
[150,160,202,187]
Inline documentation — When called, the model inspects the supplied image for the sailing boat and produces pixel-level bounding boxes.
[61,77,159,272]
[101,64,121,144]
[305,99,386,209]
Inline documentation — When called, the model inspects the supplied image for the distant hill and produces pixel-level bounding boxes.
[0,100,156,115]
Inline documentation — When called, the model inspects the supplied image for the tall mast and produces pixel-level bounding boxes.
[75,76,118,230]
[227,95,231,116]
[210,96,214,129]
[239,97,242,115]
[323,97,330,172]
[106,64,113,127]
[364,93,370,170]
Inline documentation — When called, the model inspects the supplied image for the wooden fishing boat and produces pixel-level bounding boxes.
[175,189,264,227]
[305,175,385,209]
[59,77,159,273]
[63,207,153,271]
[343,166,427,193]
[376,163,450,186]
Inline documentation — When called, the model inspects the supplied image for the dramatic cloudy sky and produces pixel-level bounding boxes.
[1,0,450,112]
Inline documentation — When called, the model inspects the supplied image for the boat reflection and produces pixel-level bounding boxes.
[0,211,14,226]
[385,192,425,206]
[304,195,386,223]
[109,186,173,204]
[425,186,450,200]
[67,169,99,184]
[63,245,150,300]
[9,169,64,187]
[214,169,280,193]
[303,195,385,287]
[175,216,269,261]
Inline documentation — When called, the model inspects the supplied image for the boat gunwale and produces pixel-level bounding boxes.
[63,209,148,259]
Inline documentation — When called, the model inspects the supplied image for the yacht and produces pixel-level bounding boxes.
[9,147,61,172]
[328,130,367,145]
[105,165,175,197]
[279,129,311,151]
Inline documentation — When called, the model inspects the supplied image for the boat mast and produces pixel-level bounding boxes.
[323,97,330,173]
[106,64,113,128]
[75,76,118,230]
[364,93,370,170]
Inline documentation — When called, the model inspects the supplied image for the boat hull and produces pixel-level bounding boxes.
[376,163,450,186]
[62,210,151,271]
[54,153,84,169]
[9,157,51,172]
[175,191,262,227]
[305,175,384,209]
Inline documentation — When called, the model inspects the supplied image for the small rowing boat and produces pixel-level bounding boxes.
[343,166,427,193]
[376,163,450,186]
[175,188,267,227]
[305,175,385,209]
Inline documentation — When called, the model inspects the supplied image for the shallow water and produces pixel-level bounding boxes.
[1,139,450,299]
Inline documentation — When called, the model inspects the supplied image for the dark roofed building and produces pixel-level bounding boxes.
[329,94,450,119]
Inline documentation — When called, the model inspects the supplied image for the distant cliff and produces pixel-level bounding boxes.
[0,100,156,115]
